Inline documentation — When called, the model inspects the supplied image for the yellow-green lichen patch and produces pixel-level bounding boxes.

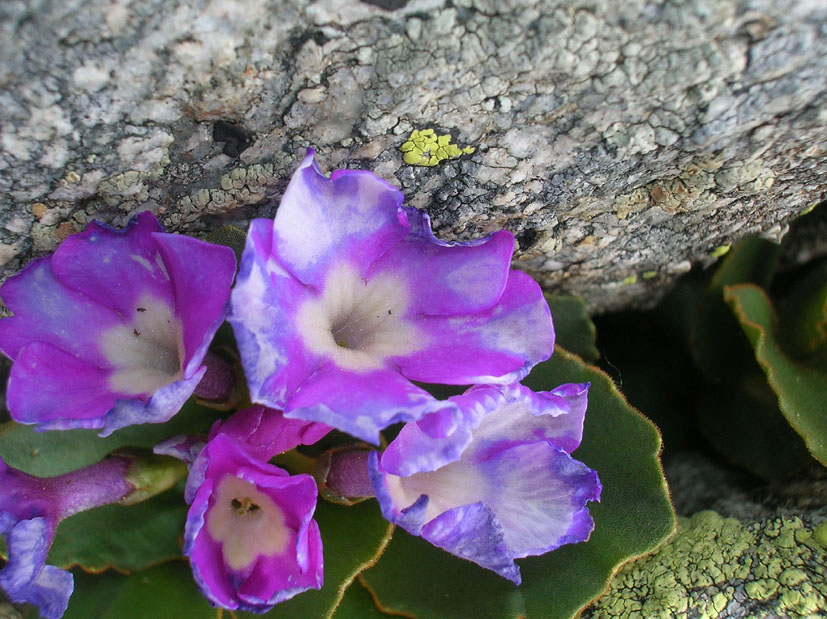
[621,274,638,286]
[587,511,826,618]
[400,129,475,167]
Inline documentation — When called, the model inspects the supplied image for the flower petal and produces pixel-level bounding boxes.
[49,212,174,318]
[229,218,319,408]
[184,435,323,613]
[393,269,554,384]
[379,382,589,477]
[421,503,521,585]
[185,479,239,609]
[284,363,457,444]
[100,367,207,436]
[152,231,236,376]
[369,222,515,316]
[6,342,117,430]
[0,516,72,619]
[476,442,600,558]
[0,257,121,365]
[461,382,590,458]
[272,152,409,287]
[210,406,331,462]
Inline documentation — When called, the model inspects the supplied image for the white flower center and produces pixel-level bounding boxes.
[386,457,487,523]
[296,263,424,371]
[206,475,289,571]
[100,294,185,395]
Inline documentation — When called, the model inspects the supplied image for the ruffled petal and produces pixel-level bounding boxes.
[49,212,174,318]
[474,442,600,558]
[284,363,457,444]
[371,381,600,582]
[272,152,409,287]
[229,218,320,408]
[461,382,590,458]
[379,382,589,476]
[369,224,514,316]
[379,407,472,477]
[421,503,521,585]
[392,270,554,384]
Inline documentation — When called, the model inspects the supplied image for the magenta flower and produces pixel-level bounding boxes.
[229,152,554,443]
[183,434,323,612]
[154,405,331,468]
[0,456,137,618]
[368,382,601,584]
[0,212,236,435]
[207,405,331,462]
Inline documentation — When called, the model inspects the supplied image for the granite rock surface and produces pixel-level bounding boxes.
[1,0,825,312]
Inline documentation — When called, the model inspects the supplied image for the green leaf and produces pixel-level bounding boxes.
[695,379,812,480]
[58,561,214,619]
[361,529,526,618]
[724,283,827,467]
[0,399,220,477]
[690,236,781,382]
[49,489,188,572]
[335,579,390,618]
[361,347,676,619]
[777,259,827,360]
[17,498,392,619]
[0,488,187,575]
[546,295,599,362]
[239,499,393,619]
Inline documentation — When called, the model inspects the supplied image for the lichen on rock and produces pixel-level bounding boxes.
[586,511,826,618]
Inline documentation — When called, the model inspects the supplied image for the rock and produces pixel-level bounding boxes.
[0,0,825,312]
[585,510,827,618]
[582,451,827,619]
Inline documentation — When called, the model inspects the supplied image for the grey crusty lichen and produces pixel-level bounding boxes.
[1,0,826,312]
[586,511,826,619]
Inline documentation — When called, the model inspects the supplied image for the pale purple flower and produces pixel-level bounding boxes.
[0,212,236,435]
[368,382,601,584]
[229,152,554,443]
[183,434,323,613]
[0,456,136,618]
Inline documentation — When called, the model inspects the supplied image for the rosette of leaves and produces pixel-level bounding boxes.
[0,296,675,619]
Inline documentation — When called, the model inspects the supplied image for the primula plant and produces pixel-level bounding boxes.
[0,152,674,619]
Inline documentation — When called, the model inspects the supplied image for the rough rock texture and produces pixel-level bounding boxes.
[584,452,827,619]
[1,0,825,312]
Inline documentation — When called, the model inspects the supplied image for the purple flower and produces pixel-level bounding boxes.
[183,434,323,612]
[368,382,601,584]
[0,212,236,435]
[0,456,136,618]
[229,152,554,443]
